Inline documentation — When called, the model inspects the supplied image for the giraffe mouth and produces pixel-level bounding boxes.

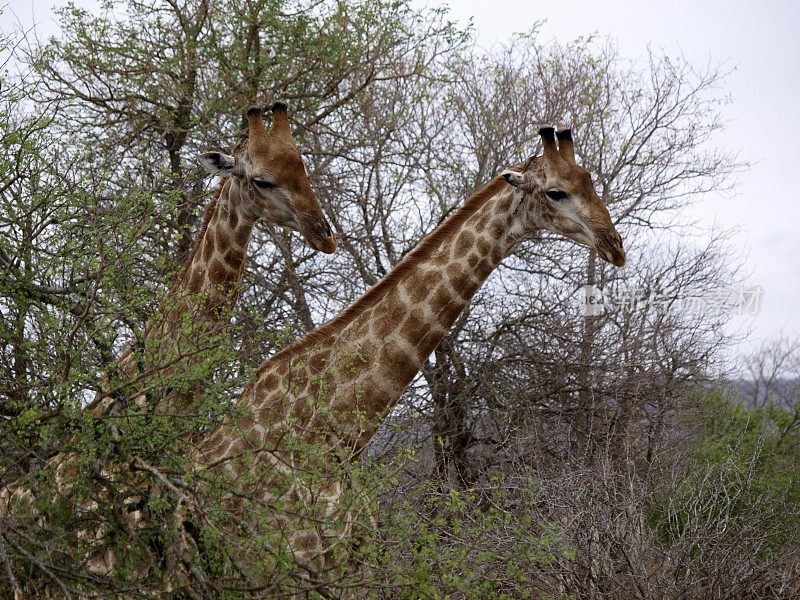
[308,234,337,254]
[303,217,336,253]
[595,231,626,267]
[598,247,626,267]
[278,205,336,253]
[562,226,625,267]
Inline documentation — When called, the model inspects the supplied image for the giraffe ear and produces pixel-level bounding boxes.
[198,151,236,175]
[501,169,525,188]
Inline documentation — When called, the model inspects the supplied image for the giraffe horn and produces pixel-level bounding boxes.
[556,128,576,164]
[539,126,560,163]
[245,105,269,138]
[270,102,291,138]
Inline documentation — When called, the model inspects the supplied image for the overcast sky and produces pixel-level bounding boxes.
[3,0,798,364]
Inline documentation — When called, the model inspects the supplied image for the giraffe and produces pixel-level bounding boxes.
[0,103,337,588]
[90,101,336,421]
[190,126,626,590]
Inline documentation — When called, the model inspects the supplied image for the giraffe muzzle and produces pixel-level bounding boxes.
[305,218,336,253]
[596,231,626,267]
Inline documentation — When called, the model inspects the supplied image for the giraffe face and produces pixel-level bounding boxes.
[501,127,625,267]
[198,104,336,254]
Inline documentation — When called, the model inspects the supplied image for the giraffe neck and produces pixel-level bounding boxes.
[173,177,259,317]
[324,182,527,447]
[199,175,538,467]
[94,178,259,418]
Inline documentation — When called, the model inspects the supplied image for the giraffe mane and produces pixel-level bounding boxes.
[272,175,509,358]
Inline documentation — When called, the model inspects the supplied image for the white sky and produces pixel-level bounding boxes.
[3,0,799,363]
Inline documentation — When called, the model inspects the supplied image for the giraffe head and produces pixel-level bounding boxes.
[198,103,336,253]
[501,127,625,267]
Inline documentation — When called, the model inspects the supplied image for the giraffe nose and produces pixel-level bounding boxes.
[308,217,336,253]
[311,236,336,254]
[596,231,625,267]
[608,247,626,267]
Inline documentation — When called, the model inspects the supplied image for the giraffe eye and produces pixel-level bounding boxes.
[253,179,276,190]
[546,188,568,201]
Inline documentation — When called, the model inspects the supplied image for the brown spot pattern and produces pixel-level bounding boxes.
[256,374,279,396]
[399,309,426,340]
[490,220,506,238]
[377,343,418,388]
[417,329,445,362]
[225,248,244,265]
[189,267,205,293]
[454,230,475,255]
[216,229,231,249]
[475,258,494,280]
[372,290,407,338]
[447,265,472,297]
[234,226,249,247]
[209,258,231,284]
[403,269,442,304]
